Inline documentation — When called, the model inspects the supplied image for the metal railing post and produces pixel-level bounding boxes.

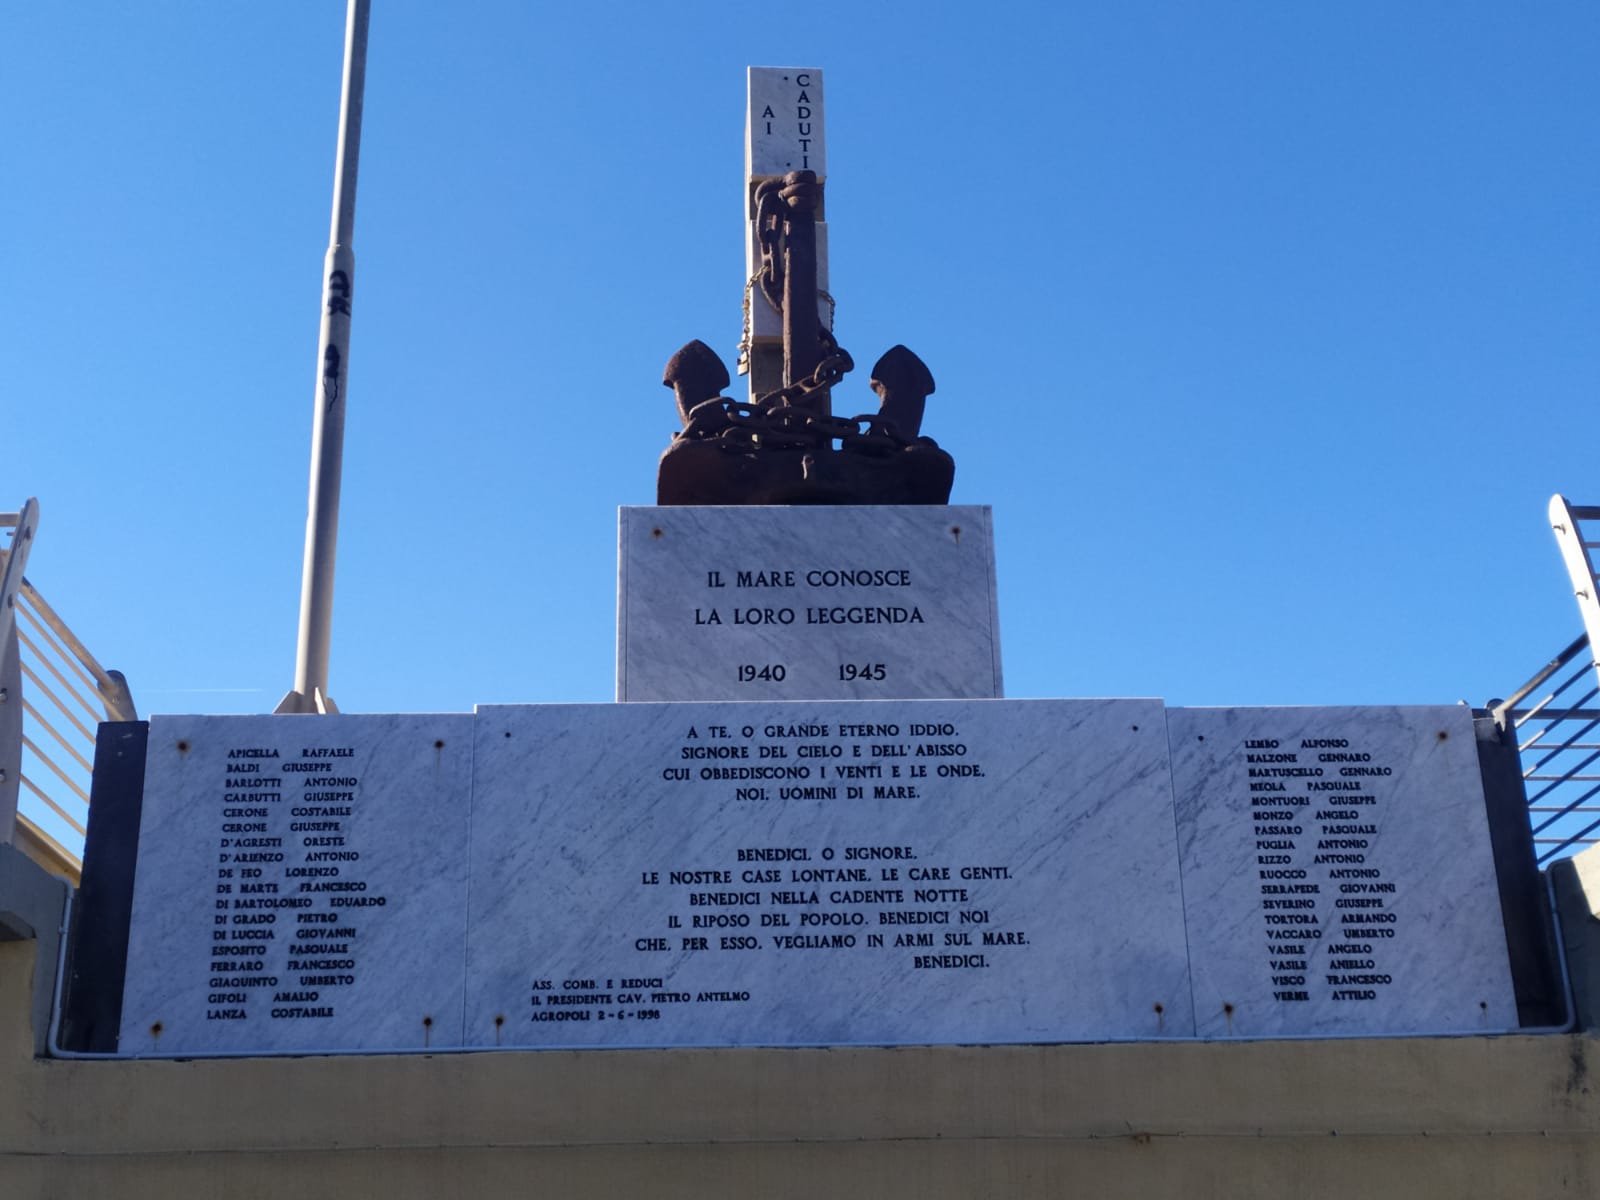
[1,500,41,845]
[1550,494,1600,700]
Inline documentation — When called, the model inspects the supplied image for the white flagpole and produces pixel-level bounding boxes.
[278,0,370,716]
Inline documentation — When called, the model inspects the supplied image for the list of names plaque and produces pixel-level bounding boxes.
[1167,705,1518,1037]
[118,714,472,1055]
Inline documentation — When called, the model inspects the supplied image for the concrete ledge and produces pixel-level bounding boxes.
[5,1133,1600,1200]
[4,936,1600,1198]
[0,843,67,1057]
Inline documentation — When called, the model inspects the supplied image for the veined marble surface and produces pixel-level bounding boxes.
[465,699,1194,1048]
[117,714,474,1056]
[107,700,1531,1057]
[617,506,1003,702]
[747,66,825,179]
[1167,705,1518,1037]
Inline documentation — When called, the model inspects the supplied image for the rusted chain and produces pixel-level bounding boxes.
[677,346,935,458]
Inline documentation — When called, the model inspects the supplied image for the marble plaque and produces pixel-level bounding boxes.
[746,66,824,179]
[117,714,473,1056]
[1167,705,1519,1037]
[617,506,1003,702]
[463,699,1194,1048]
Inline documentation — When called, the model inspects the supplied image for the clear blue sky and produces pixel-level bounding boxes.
[5,2,1597,722]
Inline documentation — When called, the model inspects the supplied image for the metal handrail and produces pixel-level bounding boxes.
[18,579,135,721]
[1495,633,1591,719]
[1487,497,1600,865]
[1,501,136,879]
[1494,637,1600,865]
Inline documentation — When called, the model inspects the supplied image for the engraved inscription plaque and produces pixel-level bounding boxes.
[117,714,473,1056]
[617,506,1002,702]
[1168,705,1518,1037]
[746,65,825,179]
[464,699,1192,1047]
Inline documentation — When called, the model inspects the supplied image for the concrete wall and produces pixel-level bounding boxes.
[4,920,1600,1198]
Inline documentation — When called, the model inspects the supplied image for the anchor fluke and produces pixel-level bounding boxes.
[870,345,935,440]
[664,340,731,429]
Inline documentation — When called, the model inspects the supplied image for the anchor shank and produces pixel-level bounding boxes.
[779,171,827,415]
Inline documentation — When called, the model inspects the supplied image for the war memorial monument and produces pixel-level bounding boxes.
[51,67,1548,1060]
[3,53,1594,1200]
